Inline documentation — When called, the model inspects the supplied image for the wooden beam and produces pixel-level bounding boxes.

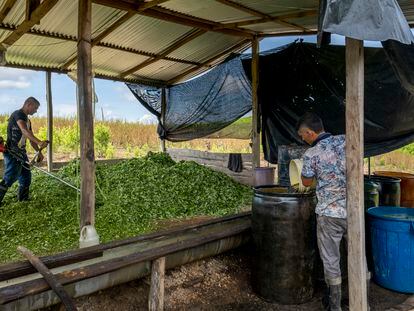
[62,11,135,69]
[139,0,170,11]
[251,37,260,169]
[92,0,254,38]
[17,246,77,311]
[120,28,206,78]
[0,0,17,24]
[0,23,201,68]
[1,0,59,50]
[167,39,250,84]
[215,0,308,31]
[46,71,53,172]
[148,257,166,311]
[345,37,368,311]
[229,9,317,28]
[77,0,96,228]
[25,0,41,21]
[258,30,317,38]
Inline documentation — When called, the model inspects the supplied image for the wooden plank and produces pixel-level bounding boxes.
[167,38,250,84]
[1,0,59,49]
[0,0,17,24]
[215,0,307,31]
[0,212,250,282]
[148,257,165,311]
[345,37,368,311]
[0,221,250,304]
[251,37,260,169]
[226,9,318,28]
[25,0,40,21]
[77,0,95,228]
[139,0,170,11]
[46,71,53,172]
[92,0,254,38]
[17,246,77,311]
[120,29,206,78]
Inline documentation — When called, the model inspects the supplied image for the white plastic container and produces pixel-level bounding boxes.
[79,225,100,248]
[289,159,315,192]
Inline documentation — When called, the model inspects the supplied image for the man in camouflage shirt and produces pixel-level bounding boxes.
[298,112,346,311]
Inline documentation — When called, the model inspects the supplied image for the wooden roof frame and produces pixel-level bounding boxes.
[0,0,324,86]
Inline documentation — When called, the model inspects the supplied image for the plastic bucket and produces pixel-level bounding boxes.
[289,159,316,192]
[253,167,275,186]
[367,206,414,293]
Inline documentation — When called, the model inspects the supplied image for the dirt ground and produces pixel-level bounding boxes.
[46,247,410,311]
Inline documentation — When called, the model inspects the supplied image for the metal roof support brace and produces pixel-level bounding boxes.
[77,0,96,229]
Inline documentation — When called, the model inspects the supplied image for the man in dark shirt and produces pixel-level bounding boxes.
[0,97,48,204]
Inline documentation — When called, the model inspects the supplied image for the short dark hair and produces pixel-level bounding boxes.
[24,97,40,106]
[296,112,324,133]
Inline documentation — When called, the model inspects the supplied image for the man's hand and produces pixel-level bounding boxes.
[38,140,49,150]
[36,152,44,163]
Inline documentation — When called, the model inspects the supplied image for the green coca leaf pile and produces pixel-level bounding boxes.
[0,152,252,263]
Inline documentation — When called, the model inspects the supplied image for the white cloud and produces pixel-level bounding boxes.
[139,114,157,124]
[122,91,137,103]
[0,68,34,89]
[0,80,31,89]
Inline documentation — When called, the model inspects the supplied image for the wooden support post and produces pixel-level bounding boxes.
[345,37,368,311]
[148,256,166,311]
[160,88,166,153]
[46,71,53,172]
[77,0,95,228]
[251,37,260,168]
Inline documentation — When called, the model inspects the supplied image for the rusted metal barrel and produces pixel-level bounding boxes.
[251,185,317,304]
[374,171,414,207]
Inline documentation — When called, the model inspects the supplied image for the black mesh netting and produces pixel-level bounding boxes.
[126,56,252,141]
[241,41,414,163]
[127,40,414,163]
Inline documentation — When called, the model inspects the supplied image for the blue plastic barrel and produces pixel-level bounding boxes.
[367,207,414,293]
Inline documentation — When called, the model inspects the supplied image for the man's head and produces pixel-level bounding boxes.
[22,97,40,115]
[296,112,325,145]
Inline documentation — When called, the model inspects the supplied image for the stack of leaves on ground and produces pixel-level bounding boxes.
[0,153,252,263]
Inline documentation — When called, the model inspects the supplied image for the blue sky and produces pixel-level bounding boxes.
[0,34,381,123]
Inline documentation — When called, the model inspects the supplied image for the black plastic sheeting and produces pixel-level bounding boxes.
[241,41,414,164]
[319,0,414,45]
[126,56,252,142]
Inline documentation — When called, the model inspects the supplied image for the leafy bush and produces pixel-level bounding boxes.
[94,124,111,157]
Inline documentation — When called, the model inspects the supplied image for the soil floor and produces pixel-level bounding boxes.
[46,247,411,311]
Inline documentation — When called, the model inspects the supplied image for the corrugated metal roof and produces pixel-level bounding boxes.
[0,0,412,85]
[168,32,242,63]
[102,14,192,55]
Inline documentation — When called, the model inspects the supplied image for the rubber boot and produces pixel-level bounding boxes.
[0,180,8,205]
[17,186,30,201]
[329,284,342,311]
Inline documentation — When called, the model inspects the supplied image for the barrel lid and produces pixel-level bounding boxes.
[364,175,401,183]
[367,206,414,222]
[254,185,315,197]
